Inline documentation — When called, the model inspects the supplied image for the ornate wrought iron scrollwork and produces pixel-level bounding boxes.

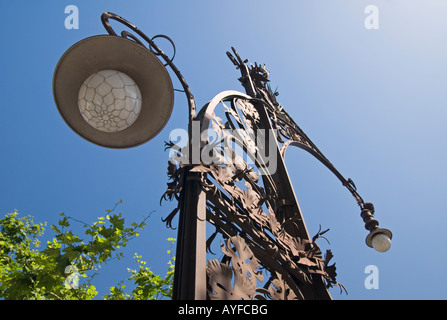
[226,47,366,208]
[160,43,377,298]
[164,85,346,298]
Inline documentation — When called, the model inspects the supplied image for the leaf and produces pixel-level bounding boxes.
[0,208,173,300]
[58,217,70,228]
[50,225,61,234]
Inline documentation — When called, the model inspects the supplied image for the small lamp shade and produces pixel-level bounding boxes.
[366,228,392,253]
[371,233,391,253]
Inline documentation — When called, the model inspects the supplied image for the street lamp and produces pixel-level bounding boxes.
[52,12,392,300]
[53,12,204,300]
[53,35,174,148]
[361,202,393,252]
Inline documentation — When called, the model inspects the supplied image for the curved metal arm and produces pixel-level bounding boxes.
[227,47,366,209]
[280,140,365,207]
[226,48,393,250]
[100,12,197,121]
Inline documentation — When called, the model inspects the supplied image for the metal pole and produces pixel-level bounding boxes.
[172,170,207,300]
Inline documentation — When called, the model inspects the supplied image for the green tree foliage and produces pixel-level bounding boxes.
[0,203,174,300]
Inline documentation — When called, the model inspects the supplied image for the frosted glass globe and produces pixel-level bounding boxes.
[371,233,391,252]
[78,70,142,132]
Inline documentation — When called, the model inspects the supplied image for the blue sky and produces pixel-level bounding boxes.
[1,0,447,300]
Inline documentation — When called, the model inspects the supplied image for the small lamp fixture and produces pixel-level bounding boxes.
[370,232,392,253]
[53,35,174,148]
[361,202,393,252]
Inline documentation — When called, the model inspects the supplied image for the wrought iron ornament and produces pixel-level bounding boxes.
[163,47,363,299]
[96,12,390,300]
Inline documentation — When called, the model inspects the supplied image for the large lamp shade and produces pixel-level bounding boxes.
[53,35,174,148]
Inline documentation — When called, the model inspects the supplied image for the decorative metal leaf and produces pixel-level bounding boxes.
[207,259,236,300]
[207,235,264,300]
[161,207,179,230]
[220,236,264,284]
[266,272,299,300]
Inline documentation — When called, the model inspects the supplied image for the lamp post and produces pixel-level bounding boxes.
[52,12,392,300]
